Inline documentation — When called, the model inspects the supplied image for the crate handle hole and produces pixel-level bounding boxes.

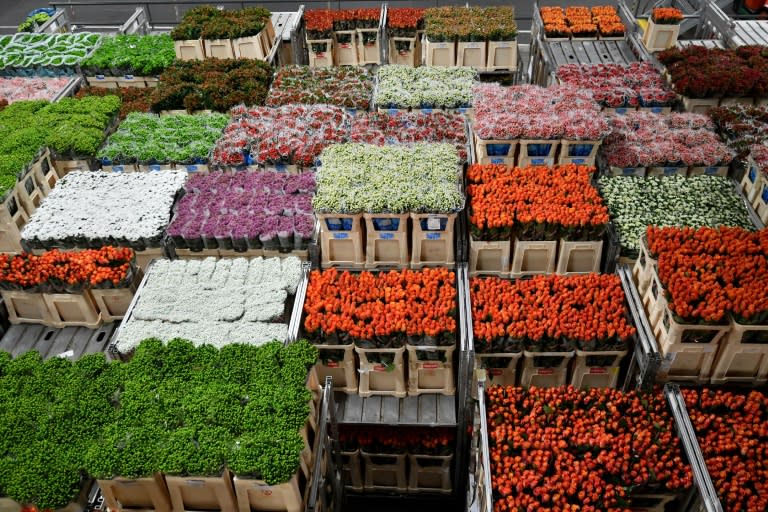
[44,330,54,341]
[96,331,107,343]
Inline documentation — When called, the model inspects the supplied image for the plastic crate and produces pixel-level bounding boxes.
[520,350,575,388]
[341,449,363,492]
[642,19,679,52]
[233,30,269,60]
[469,238,510,277]
[406,344,456,396]
[30,148,57,195]
[363,213,410,269]
[680,96,718,114]
[233,470,306,512]
[389,36,418,66]
[410,213,456,269]
[424,39,455,67]
[474,134,517,166]
[608,166,647,177]
[719,97,754,107]
[135,248,166,271]
[518,139,559,167]
[334,30,358,66]
[357,29,381,65]
[15,173,42,215]
[710,317,768,385]
[486,40,517,71]
[361,451,407,492]
[311,343,358,394]
[570,349,627,389]
[741,158,763,202]
[115,75,148,88]
[474,352,521,394]
[166,470,237,512]
[174,39,205,60]
[43,291,102,329]
[356,346,407,397]
[91,269,142,322]
[1,290,51,325]
[510,238,557,278]
[558,139,601,166]
[307,38,333,67]
[318,213,364,269]
[98,473,172,512]
[457,41,486,69]
[688,165,729,177]
[407,453,452,494]
[556,239,603,274]
[633,234,656,295]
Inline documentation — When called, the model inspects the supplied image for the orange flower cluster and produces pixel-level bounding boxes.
[646,226,768,324]
[0,247,135,291]
[304,268,457,346]
[487,386,693,512]
[541,5,623,38]
[652,7,683,24]
[470,274,636,353]
[467,164,609,241]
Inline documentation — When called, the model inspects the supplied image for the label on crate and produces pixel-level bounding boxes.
[750,167,757,182]
[589,367,608,374]
[622,168,637,175]
[465,42,482,48]
[373,364,387,372]
[435,42,451,48]
[333,233,349,239]
[124,74,134,80]
[491,158,505,164]
[705,167,719,175]
[325,361,340,368]
[421,108,433,114]
[650,107,663,114]
[275,163,287,173]
[614,107,628,115]
[427,217,442,230]
[149,165,162,172]
[537,368,555,375]
[379,233,394,240]
[531,158,547,165]
[184,480,206,487]
[95,74,105,80]
[663,167,680,176]
[426,233,441,240]
[185,165,199,172]
[111,165,124,173]
[571,158,585,164]
[496,42,513,48]
[423,362,441,369]
[762,186,768,203]
[388,108,399,115]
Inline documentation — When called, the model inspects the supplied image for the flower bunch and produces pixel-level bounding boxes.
[425,6,516,42]
[312,143,462,214]
[0,246,135,291]
[657,46,768,99]
[471,274,635,353]
[0,76,71,103]
[115,257,302,352]
[339,425,454,455]
[375,65,476,109]
[646,226,768,324]
[592,5,625,37]
[556,62,675,108]
[304,267,457,347]
[602,111,734,167]
[170,6,271,41]
[541,6,623,39]
[0,32,100,70]
[752,143,768,172]
[305,9,334,38]
[467,164,608,242]
[387,8,425,37]
[598,175,753,256]
[80,34,175,77]
[652,7,683,24]
[349,111,468,162]
[472,84,607,140]
[266,66,373,109]
[681,388,768,512]
[166,172,316,252]
[487,386,693,512]
[151,58,272,113]
[305,8,380,38]
[212,104,349,168]
[708,104,768,158]
[76,86,152,119]
[99,112,229,166]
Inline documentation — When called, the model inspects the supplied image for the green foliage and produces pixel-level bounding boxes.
[171,6,271,41]
[81,34,176,76]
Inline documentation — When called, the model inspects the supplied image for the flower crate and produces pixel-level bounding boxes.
[509,238,557,278]
[410,212,456,269]
[520,350,575,388]
[363,213,410,269]
[424,39,455,67]
[570,348,627,389]
[91,269,142,322]
[632,234,656,296]
[174,39,205,61]
[608,166,647,177]
[356,346,406,398]
[406,344,455,396]
[719,97,755,107]
[307,39,333,67]
[98,473,172,512]
[341,449,363,492]
[654,305,728,383]
[138,163,175,173]
[53,158,94,176]
[388,37,418,66]
[233,470,306,512]
[319,213,365,269]
[556,239,603,275]
[740,158,762,202]
[486,40,517,72]
[115,74,147,88]
[457,41,486,69]
[15,173,42,216]
[311,343,358,394]
[603,106,637,115]
[357,29,381,65]
[102,163,136,173]
[558,139,601,166]
[474,135,517,166]
[688,165,729,177]
[43,291,102,329]
[203,39,235,59]
[637,106,673,114]
[710,318,768,385]
[754,181,768,223]
[333,30,359,66]
[517,139,559,168]
[134,247,166,271]
[233,35,266,60]
[646,166,689,178]
[474,352,521,391]
[642,19,679,52]
[165,469,237,512]
[680,96,719,114]
[1,290,50,325]
[361,451,407,492]
[469,238,510,277]
[407,453,452,494]
[30,148,57,195]
[86,75,119,88]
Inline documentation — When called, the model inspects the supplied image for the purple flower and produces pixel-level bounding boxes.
[294,214,315,237]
